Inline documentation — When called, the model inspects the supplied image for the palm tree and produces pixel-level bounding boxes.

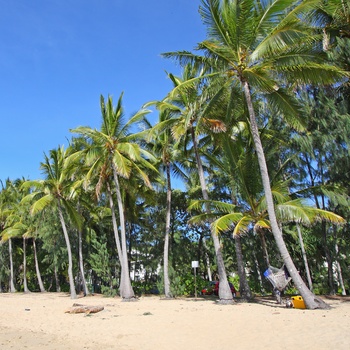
[142,110,174,298]
[142,108,189,299]
[71,94,156,300]
[0,179,21,293]
[22,147,82,299]
[149,66,235,303]
[163,0,348,309]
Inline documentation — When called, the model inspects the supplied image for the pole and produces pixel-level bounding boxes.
[194,267,197,299]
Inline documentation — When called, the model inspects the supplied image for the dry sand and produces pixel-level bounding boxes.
[0,292,349,349]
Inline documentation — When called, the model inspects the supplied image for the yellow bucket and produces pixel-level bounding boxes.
[291,295,306,309]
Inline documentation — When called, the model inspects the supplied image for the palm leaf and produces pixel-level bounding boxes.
[232,215,253,236]
[30,194,54,214]
[212,212,244,235]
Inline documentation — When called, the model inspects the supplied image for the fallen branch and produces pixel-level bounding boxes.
[65,303,104,314]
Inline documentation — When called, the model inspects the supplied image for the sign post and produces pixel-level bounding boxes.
[192,261,199,299]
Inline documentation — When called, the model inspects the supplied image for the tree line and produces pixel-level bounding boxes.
[1,0,350,309]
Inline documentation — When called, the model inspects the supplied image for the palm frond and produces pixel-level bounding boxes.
[232,215,253,236]
[30,194,54,214]
[211,212,244,235]
[188,199,236,213]
[113,151,132,179]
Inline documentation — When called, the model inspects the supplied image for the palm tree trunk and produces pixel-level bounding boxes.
[78,229,89,296]
[243,80,329,309]
[9,238,16,293]
[190,126,233,303]
[57,202,77,299]
[22,237,30,293]
[111,164,135,300]
[296,224,313,291]
[234,235,252,300]
[163,162,173,298]
[106,181,126,297]
[32,238,46,292]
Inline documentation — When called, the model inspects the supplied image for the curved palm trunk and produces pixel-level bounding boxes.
[57,202,77,299]
[243,80,329,309]
[106,181,125,296]
[22,237,30,293]
[163,162,173,298]
[78,229,89,296]
[191,127,233,303]
[234,235,252,300]
[9,238,16,293]
[32,238,46,292]
[111,165,135,300]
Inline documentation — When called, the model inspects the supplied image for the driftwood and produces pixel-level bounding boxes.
[65,303,104,314]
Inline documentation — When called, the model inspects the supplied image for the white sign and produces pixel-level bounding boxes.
[191,261,199,268]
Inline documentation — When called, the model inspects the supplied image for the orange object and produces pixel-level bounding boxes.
[291,295,306,309]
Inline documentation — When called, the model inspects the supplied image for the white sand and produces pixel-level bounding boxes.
[0,293,349,349]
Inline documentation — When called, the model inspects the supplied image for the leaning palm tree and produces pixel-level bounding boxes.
[71,94,157,300]
[22,147,82,299]
[163,0,348,309]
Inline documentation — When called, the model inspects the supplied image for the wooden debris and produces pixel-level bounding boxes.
[65,303,104,314]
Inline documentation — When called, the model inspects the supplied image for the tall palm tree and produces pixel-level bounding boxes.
[22,147,82,299]
[149,66,235,302]
[142,109,189,299]
[71,94,156,300]
[163,0,348,309]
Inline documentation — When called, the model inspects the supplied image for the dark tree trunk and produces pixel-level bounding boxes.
[234,235,252,300]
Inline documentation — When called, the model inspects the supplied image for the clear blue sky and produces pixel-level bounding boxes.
[0,0,206,183]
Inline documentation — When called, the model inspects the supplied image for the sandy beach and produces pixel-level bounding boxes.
[0,292,349,350]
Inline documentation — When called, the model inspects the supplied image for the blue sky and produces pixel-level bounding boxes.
[0,0,206,183]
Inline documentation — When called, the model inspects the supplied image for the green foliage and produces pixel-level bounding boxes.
[157,265,207,297]
[88,231,118,296]
[132,280,159,296]
[228,274,239,292]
